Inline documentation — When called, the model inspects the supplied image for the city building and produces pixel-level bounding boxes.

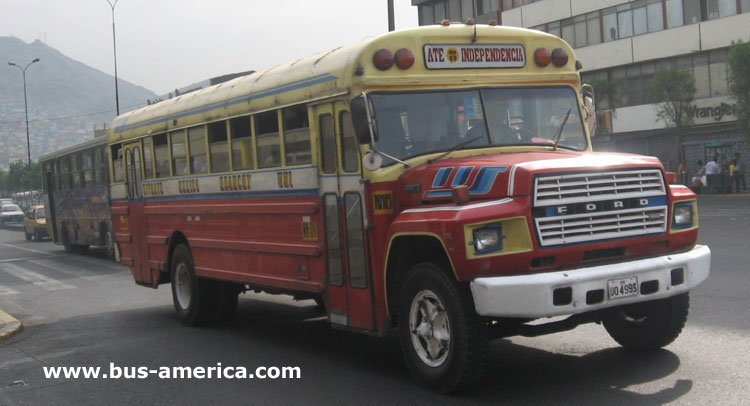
[412,0,749,189]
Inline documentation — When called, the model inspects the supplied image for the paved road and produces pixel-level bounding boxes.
[0,196,748,405]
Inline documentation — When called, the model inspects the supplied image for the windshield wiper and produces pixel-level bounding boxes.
[552,108,571,151]
[430,135,485,163]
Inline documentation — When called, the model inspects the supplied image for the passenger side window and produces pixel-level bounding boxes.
[143,137,154,179]
[208,121,229,173]
[283,105,311,165]
[230,116,253,171]
[256,111,281,168]
[171,130,188,176]
[188,126,208,175]
[154,134,170,178]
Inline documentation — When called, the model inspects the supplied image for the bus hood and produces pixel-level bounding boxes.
[395,151,665,207]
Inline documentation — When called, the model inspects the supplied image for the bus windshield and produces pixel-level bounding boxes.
[369,87,587,164]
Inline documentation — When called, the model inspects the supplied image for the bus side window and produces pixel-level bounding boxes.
[153,134,170,178]
[283,105,311,166]
[83,150,94,187]
[339,111,360,173]
[208,121,229,173]
[170,130,188,176]
[188,126,208,175]
[230,116,253,171]
[72,153,81,189]
[256,110,281,169]
[319,114,336,174]
[111,144,124,183]
[142,137,154,179]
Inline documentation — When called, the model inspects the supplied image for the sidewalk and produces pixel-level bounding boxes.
[696,191,750,199]
[0,308,22,340]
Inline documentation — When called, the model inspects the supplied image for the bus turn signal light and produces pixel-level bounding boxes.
[394,48,415,70]
[373,49,394,70]
[534,48,551,67]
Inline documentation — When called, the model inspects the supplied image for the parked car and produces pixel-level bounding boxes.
[0,204,25,225]
[23,205,48,241]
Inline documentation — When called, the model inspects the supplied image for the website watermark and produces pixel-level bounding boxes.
[43,363,301,380]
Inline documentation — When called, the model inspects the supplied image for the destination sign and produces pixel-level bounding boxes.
[424,44,526,69]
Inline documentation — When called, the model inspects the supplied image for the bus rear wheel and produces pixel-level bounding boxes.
[170,244,216,326]
[397,262,487,394]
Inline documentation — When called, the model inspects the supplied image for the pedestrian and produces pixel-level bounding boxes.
[735,153,747,192]
[692,160,706,194]
[705,155,721,193]
[729,159,740,194]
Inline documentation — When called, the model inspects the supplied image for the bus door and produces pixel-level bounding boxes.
[316,102,374,331]
[44,169,59,243]
[123,142,150,285]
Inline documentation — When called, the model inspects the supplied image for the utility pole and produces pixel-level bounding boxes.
[7,58,40,165]
[106,0,121,115]
[388,0,395,31]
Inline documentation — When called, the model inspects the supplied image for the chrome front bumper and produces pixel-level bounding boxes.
[470,245,711,318]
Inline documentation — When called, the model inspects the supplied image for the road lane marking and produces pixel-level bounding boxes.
[0,242,55,255]
[0,285,20,295]
[0,263,76,291]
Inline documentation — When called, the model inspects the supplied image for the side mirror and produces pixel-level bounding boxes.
[350,96,377,144]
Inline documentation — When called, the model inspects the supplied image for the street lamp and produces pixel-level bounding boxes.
[106,0,120,115]
[8,58,40,165]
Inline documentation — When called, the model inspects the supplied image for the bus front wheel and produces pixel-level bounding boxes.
[170,244,215,326]
[397,262,487,394]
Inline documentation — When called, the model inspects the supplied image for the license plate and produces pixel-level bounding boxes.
[607,276,639,300]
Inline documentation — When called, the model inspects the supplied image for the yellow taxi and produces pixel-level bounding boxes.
[23,205,48,241]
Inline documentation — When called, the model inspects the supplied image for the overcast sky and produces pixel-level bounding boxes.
[3,0,419,95]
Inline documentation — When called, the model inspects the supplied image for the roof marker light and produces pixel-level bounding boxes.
[373,49,394,70]
[551,48,569,67]
[394,48,415,70]
[534,48,551,67]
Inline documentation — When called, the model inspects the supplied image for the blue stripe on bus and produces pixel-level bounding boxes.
[468,166,507,195]
[432,167,453,188]
[113,73,339,133]
[451,166,474,186]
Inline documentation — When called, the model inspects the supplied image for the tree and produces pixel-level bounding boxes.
[649,68,697,130]
[587,77,620,136]
[648,68,696,164]
[728,40,750,141]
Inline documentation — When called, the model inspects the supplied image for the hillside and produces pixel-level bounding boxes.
[0,37,157,168]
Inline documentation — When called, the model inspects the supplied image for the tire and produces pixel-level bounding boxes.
[397,262,487,393]
[602,293,690,350]
[170,244,217,326]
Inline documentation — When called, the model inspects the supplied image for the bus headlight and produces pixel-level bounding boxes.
[472,224,504,254]
[673,203,693,229]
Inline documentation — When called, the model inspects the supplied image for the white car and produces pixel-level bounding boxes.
[0,204,25,225]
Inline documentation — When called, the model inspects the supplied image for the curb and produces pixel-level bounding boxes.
[0,308,23,341]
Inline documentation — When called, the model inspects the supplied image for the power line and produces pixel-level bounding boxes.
[0,103,145,125]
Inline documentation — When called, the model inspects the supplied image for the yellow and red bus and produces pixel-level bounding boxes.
[108,23,710,392]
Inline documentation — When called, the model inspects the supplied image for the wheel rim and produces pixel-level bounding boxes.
[409,290,451,367]
[174,262,192,310]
